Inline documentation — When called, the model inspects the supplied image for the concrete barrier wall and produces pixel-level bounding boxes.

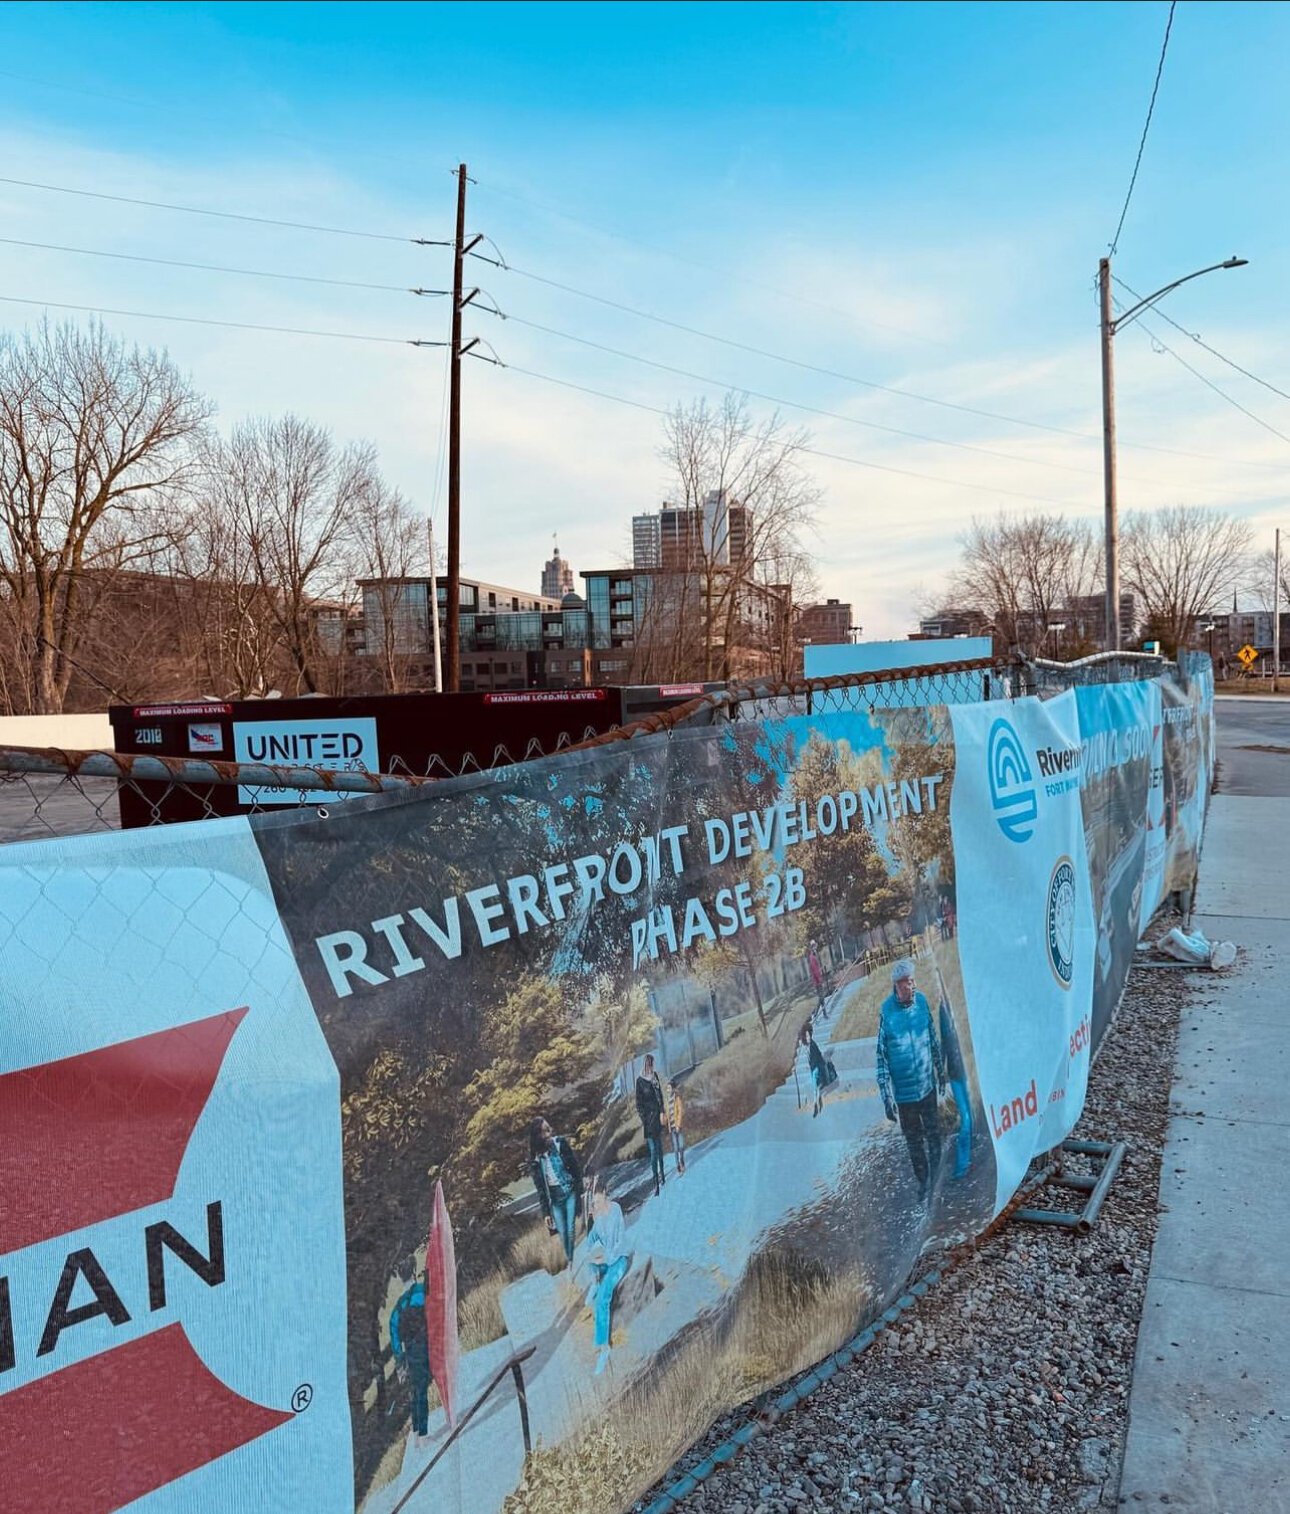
[0,712,113,749]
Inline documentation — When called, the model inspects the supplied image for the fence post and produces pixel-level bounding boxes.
[510,1358,533,1459]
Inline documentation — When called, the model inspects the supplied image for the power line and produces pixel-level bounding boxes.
[1109,0,1177,255]
[1112,280,1290,447]
[0,236,449,295]
[488,306,1106,480]
[478,252,1285,471]
[1132,316,1290,448]
[470,174,949,348]
[0,293,443,346]
[0,175,449,245]
[481,257,1106,436]
[496,361,1084,509]
[1113,277,1290,403]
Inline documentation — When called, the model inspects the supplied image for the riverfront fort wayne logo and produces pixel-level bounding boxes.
[987,718,1038,843]
[0,1009,298,1514]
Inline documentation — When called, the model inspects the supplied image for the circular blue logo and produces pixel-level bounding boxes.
[988,717,1038,844]
[1047,856,1076,988]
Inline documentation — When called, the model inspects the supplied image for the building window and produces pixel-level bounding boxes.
[586,574,612,650]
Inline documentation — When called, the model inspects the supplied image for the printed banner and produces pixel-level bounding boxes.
[0,663,1213,1514]
[949,691,1094,1213]
[1074,679,1155,1046]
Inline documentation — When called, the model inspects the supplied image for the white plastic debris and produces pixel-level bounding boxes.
[1159,927,1237,970]
[1209,939,1238,970]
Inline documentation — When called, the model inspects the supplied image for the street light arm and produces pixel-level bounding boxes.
[1111,257,1248,333]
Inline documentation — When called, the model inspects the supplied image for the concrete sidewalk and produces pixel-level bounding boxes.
[1119,795,1290,1512]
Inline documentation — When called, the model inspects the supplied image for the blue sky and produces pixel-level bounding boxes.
[1,1,1288,635]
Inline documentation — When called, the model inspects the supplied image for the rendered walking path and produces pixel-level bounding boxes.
[1120,795,1290,1511]
[365,982,887,1514]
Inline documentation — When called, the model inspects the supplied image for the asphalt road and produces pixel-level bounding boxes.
[1215,696,1290,796]
[0,773,120,844]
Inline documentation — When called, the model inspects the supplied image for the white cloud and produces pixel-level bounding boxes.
[1,121,1286,641]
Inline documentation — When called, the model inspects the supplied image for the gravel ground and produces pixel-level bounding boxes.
[634,955,1188,1514]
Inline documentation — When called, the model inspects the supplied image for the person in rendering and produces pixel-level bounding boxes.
[390,1275,436,1448]
[876,959,946,1201]
[800,1020,830,1118]
[936,978,973,1180]
[585,1178,630,1377]
[635,1054,667,1195]
[668,1078,687,1175]
[529,1116,584,1268]
[807,940,828,1016]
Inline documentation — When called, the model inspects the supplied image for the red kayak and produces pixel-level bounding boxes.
[425,1179,460,1427]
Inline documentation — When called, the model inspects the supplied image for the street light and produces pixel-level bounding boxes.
[1098,255,1248,652]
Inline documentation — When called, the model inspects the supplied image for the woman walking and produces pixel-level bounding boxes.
[528,1116,584,1268]
[807,940,829,1017]
[800,1021,830,1118]
[635,1054,667,1195]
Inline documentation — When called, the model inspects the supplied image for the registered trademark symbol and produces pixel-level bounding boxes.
[292,1383,314,1413]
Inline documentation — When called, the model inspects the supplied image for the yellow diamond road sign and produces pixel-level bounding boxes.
[1237,643,1259,668]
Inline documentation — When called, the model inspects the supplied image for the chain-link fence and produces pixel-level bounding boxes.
[0,653,1193,845]
[1023,649,1172,693]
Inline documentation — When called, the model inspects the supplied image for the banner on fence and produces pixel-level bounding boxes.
[0,662,1212,1514]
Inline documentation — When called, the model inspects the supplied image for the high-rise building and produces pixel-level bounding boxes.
[632,512,661,569]
[541,540,575,599]
[634,495,752,570]
[581,565,793,681]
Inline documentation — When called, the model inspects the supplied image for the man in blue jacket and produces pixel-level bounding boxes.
[390,1277,435,1447]
[876,958,946,1201]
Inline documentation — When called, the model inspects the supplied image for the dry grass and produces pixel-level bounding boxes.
[499,1247,871,1514]
[456,1220,569,1352]
[681,1007,803,1144]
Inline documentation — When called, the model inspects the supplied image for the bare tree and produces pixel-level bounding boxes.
[350,478,430,693]
[945,513,1102,658]
[1121,506,1253,656]
[1250,544,1290,614]
[205,416,375,695]
[0,321,210,712]
[638,394,820,683]
[157,505,294,698]
[762,542,819,681]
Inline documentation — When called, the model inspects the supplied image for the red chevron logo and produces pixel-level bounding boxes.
[0,1010,295,1512]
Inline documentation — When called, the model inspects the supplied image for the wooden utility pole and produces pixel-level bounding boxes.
[444,164,468,692]
[444,166,482,692]
[1099,256,1120,654]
